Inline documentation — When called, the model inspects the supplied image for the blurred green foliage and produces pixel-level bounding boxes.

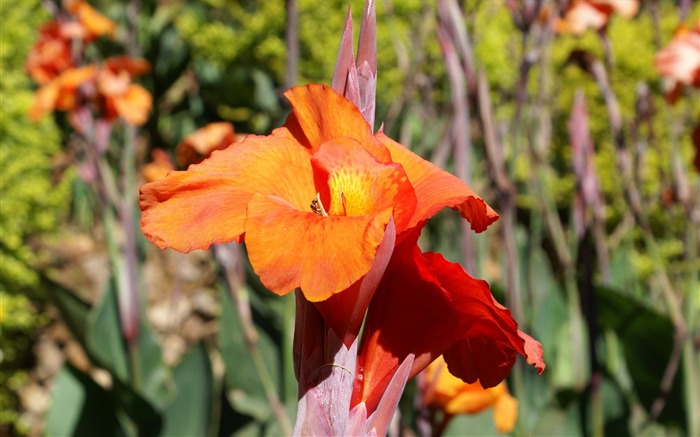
[0,0,72,434]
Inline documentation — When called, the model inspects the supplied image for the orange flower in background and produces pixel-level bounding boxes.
[64,0,116,41]
[30,65,97,121]
[25,0,115,85]
[423,355,518,433]
[140,84,499,338]
[143,149,176,183]
[176,122,236,167]
[29,56,152,126]
[654,22,700,103]
[98,56,152,125]
[26,22,74,85]
[555,0,638,35]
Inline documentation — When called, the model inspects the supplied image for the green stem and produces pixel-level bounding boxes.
[237,285,292,434]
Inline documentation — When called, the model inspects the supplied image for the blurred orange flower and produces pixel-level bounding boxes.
[98,56,152,125]
[143,149,176,183]
[26,1,115,85]
[30,56,152,126]
[176,122,236,167]
[29,65,97,121]
[555,0,638,35]
[26,22,74,85]
[423,355,518,433]
[64,0,116,41]
[654,22,700,103]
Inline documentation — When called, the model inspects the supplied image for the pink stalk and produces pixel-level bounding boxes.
[331,0,377,129]
[293,2,409,435]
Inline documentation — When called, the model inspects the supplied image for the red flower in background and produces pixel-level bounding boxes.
[26,22,74,85]
[25,0,115,86]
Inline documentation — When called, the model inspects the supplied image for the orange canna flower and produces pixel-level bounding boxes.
[423,355,518,433]
[654,22,700,104]
[176,122,236,167]
[140,84,499,337]
[555,0,638,35]
[141,83,545,427]
[64,0,116,41]
[143,149,176,183]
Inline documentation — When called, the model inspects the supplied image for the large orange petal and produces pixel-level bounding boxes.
[375,131,499,233]
[312,137,416,232]
[283,84,390,161]
[140,135,315,252]
[244,193,392,300]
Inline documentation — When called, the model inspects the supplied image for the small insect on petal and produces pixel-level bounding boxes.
[311,192,329,217]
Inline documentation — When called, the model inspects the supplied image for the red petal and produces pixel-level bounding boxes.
[375,131,498,233]
[140,135,314,252]
[354,232,543,413]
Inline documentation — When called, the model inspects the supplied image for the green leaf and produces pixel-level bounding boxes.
[86,277,130,382]
[112,377,163,436]
[135,314,173,410]
[44,363,124,437]
[161,342,213,437]
[596,286,685,428]
[45,276,91,344]
[218,285,280,421]
[443,410,499,436]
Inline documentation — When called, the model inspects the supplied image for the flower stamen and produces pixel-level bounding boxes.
[340,191,348,216]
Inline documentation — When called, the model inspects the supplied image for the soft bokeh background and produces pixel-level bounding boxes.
[1,0,698,436]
